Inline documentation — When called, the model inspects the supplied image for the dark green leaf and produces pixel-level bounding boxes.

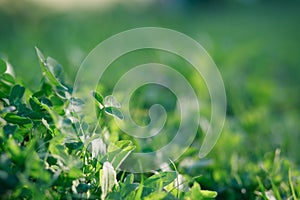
[41,82,53,96]
[76,183,90,193]
[40,97,52,107]
[66,142,83,151]
[9,85,25,105]
[120,183,139,198]
[0,59,7,74]
[124,174,134,185]
[3,124,18,135]
[92,91,104,105]
[29,98,42,112]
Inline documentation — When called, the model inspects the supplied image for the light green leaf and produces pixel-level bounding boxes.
[184,182,217,200]
[200,190,218,199]
[7,138,22,157]
[102,140,135,170]
[144,172,177,190]
[144,192,174,200]
[50,95,64,107]
[46,57,63,81]
[104,107,124,120]
[35,46,45,64]
[35,47,67,90]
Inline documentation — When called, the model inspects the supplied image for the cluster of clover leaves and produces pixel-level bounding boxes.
[0,48,217,199]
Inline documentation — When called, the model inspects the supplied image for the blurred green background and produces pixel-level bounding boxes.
[1,0,300,198]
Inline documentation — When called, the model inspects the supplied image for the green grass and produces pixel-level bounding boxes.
[1,1,300,199]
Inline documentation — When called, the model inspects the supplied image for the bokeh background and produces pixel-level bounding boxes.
[1,0,300,198]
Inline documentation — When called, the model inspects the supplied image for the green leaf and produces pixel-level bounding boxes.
[9,85,25,105]
[270,179,282,200]
[29,97,42,111]
[50,95,64,107]
[3,124,18,135]
[68,167,84,179]
[184,182,217,200]
[144,192,176,200]
[124,174,134,185]
[7,138,22,158]
[76,183,90,193]
[35,46,45,64]
[104,107,124,120]
[31,96,58,123]
[256,176,268,200]
[144,172,177,190]
[120,183,139,198]
[46,57,63,80]
[200,190,218,199]
[184,182,202,200]
[0,59,7,74]
[0,82,11,98]
[1,73,15,84]
[41,82,53,97]
[4,113,31,125]
[92,91,104,106]
[43,63,66,89]
[289,168,297,200]
[35,47,67,90]
[102,140,135,170]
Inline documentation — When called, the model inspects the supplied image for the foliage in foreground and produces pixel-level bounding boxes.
[0,49,299,199]
[0,49,217,199]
